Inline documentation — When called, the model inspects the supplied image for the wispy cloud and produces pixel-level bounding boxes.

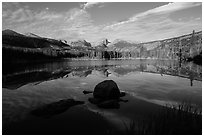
[3,4,33,24]
[2,3,89,39]
[81,2,103,10]
[105,2,202,29]
[2,2,202,43]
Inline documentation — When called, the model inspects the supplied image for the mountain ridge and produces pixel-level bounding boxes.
[2,29,202,62]
[3,30,70,49]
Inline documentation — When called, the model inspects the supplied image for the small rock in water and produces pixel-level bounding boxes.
[120,92,126,97]
[83,90,93,94]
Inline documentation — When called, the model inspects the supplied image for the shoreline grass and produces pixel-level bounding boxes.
[121,102,202,135]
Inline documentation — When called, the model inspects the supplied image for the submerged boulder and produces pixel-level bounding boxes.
[97,99,120,109]
[93,80,121,100]
[31,99,84,118]
[88,98,103,104]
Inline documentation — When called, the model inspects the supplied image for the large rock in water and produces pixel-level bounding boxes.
[93,80,121,100]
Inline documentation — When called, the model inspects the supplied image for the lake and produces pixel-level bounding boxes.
[2,59,202,134]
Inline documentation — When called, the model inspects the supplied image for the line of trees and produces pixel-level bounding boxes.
[3,30,202,63]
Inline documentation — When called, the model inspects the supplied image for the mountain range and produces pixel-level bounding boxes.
[2,29,202,62]
[2,29,156,51]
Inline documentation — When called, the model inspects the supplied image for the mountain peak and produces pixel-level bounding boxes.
[92,38,111,48]
[69,39,92,47]
[2,29,24,36]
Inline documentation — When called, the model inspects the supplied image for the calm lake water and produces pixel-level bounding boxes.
[2,59,202,134]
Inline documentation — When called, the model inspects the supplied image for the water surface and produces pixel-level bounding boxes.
[2,59,202,134]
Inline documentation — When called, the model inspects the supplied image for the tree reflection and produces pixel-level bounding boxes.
[3,60,202,89]
[189,71,195,86]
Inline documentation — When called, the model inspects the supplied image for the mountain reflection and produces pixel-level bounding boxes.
[3,59,202,89]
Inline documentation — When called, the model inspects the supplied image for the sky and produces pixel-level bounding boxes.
[2,2,202,43]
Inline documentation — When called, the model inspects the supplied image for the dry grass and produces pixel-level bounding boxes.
[121,102,202,135]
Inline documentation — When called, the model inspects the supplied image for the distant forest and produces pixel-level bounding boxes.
[2,30,202,64]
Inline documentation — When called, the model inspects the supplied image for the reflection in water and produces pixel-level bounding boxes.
[159,67,164,76]
[189,71,195,86]
[2,59,202,134]
[3,59,202,89]
[104,69,111,77]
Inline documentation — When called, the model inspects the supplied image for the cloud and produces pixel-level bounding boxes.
[105,2,202,29]
[3,8,34,27]
[102,13,201,42]
[101,2,201,42]
[81,2,103,10]
[2,2,202,43]
[66,8,86,20]
[2,2,103,41]
[34,10,63,21]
